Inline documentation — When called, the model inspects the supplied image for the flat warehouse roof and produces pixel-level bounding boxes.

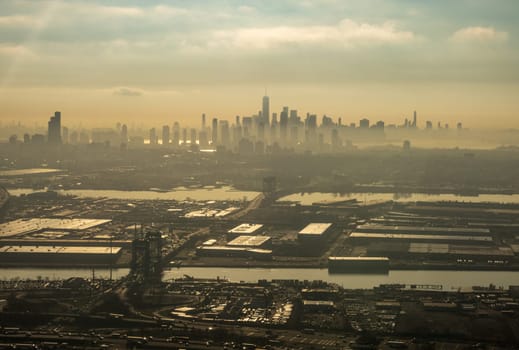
[0,245,121,255]
[0,218,112,238]
[329,256,389,261]
[357,224,490,235]
[409,243,449,254]
[299,223,332,236]
[184,207,238,218]
[0,168,63,177]
[227,235,271,247]
[228,224,264,234]
[350,232,493,242]
[197,246,272,254]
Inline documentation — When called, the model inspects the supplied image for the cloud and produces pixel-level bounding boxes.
[210,19,415,50]
[0,15,44,27]
[0,44,35,57]
[74,4,144,17]
[450,26,508,43]
[237,5,256,14]
[113,87,143,96]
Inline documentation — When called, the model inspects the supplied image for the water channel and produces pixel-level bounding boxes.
[0,267,517,290]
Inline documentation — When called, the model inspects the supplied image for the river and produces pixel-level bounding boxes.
[8,188,519,204]
[7,186,260,202]
[279,192,519,205]
[0,267,518,290]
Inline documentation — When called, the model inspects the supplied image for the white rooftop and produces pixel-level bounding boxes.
[0,218,112,238]
[227,235,271,247]
[298,223,332,236]
[0,245,121,255]
[350,232,493,242]
[184,207,238,218]
[329,256,389,261]
[228,224,264,234]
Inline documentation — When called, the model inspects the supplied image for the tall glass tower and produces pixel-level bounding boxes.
[47,111,62,144]
[262,95,270,126]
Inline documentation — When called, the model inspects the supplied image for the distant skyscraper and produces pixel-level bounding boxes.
[182,128,187,145]
[290,125,298,145]
[305,114,317,146]
[262,95,270,126]
[47,111,62,144]
[172,122,180,146]
[162,125,170,146]
[199,130,208,147]
[242,117,253,137]
[359,118,370,129]
[220,121,230,147]
[212,118,218,145]
[62,126,69,144]
[280,107,289,143]
[257,122,265,141]
[289,110,298,124]
[149,128,157,145]
[412,111,417,128]
[202,114,206,129]
[121,124,128,144]
[190,128,197,145]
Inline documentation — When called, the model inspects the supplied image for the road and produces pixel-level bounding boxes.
[228,193,265,220]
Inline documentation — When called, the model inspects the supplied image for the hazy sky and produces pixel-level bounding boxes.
[0,0,518,128]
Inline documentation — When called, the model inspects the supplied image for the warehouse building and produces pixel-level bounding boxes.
[227,223,264,238]
[0,218,112,238]
[298,223,332,243]
[408,243,514,262]
[227,235,272,249]
[302,300,335,313]
[349,232,494,245]
[0,245,121,265]
[356,224,490,236]
[196,246,272,260]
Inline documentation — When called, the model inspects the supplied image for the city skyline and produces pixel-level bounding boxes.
[0,96,464,132]
[0,0,518,128]
[6,101,487,153]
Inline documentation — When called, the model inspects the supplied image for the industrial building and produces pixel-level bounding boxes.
[184,207,238,218]
[0,218,112,238]
[349,232,494,245]
[196,246,272,260]
[356,224,491,236]
[227,235,271,249]
[298,223,332,242]
[301,288,339,300]
[202,239,217,246]
[328,256,389,273]
[0,245,121,265]
[227,223,264,238]
[302,300,335,313]
[407,243,514,261]
[366,242,515,262]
